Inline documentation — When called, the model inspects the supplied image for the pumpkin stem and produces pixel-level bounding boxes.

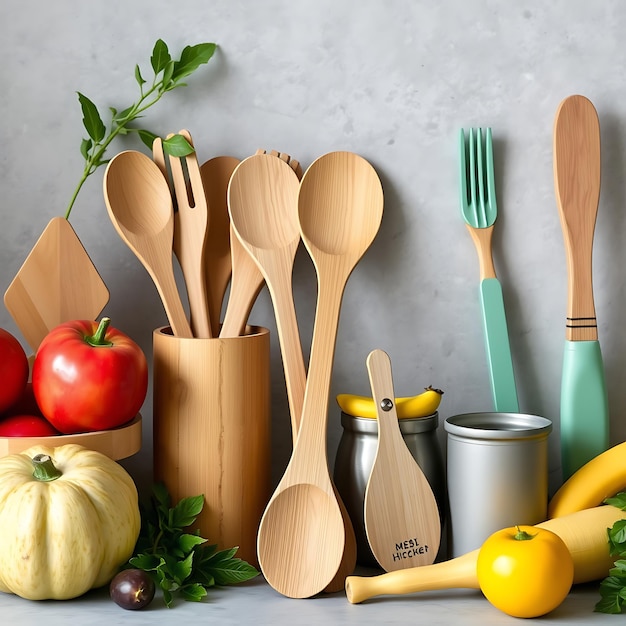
[85,317,114,348]
[32,454,62,481]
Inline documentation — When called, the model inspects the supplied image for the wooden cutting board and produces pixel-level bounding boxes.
[4,217,109,352]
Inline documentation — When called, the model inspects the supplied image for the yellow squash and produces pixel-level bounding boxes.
[0,444,140,600]
[548,440,626,518]
[346,504,625,604]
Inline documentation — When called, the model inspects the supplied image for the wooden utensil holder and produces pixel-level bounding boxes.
[152,325,271,566]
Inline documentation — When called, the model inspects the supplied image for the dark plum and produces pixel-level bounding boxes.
[110,568,155,610]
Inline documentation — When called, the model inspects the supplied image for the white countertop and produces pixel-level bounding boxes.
[0,574,615,625]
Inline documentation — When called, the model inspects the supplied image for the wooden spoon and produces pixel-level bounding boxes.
[256,151,383,598]
[230,150,357,591]
[363,349,441,572]
[200,156,241,336]
[103,150,192,338]
[227,153,304,433]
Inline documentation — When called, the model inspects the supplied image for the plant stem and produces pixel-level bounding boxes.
[64,83,163,220]
[32,454,63,482]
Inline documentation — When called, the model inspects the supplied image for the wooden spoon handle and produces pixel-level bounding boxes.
[219,227,265,338]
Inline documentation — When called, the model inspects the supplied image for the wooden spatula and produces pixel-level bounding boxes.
[4,217,109,352]
[363,349,441,572]
[553,94,609,479]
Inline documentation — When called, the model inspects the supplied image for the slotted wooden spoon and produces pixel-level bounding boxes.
[256,151,383,598]
[103,150,192,338]
[4,217,109,353]
[166,130,211,338]
[363,349,441,572]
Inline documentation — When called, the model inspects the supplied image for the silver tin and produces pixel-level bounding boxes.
[333,411,446,567]
[444,412,552,557]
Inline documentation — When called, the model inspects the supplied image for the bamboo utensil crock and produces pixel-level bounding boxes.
[152,325,271,566]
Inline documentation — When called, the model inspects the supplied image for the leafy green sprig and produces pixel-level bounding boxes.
[595,492,626,614]
[66,38,216,219]
[127,482,259,608]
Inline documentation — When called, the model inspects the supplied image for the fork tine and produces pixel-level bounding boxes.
[468,128,480,226]
[459,129,469,210]
[476,128,487,227]
[484,128,497,225]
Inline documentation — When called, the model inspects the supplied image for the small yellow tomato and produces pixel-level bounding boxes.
[477,525,574,618]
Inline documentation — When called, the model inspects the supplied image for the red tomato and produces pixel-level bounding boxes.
[3,383,42,418]
[0,328,29,414]
[0,414,59,437]
[32,317,148,434]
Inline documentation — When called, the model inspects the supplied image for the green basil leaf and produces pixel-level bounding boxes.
[163,133,195,157]
[170,494,204,528]
[162,587,174,608]
[206,546,238,564]
[152,482,171,508]
[180,583,208,602]
[172,43,216,81]
[77,92,106,143]
[129,553,162,571]
[609,520,626,552]
[209,558,260,586]
[595,575,626,613]
[606,492,626,510]
[151,38,171,74]
[113,105,136,124]
[137,129,159,150]
[162,60,175,88]
[134,64,146,87]
[178,533,207,554]
[189,568,215,587]
[80,138,92,160]
[170,552,194,585]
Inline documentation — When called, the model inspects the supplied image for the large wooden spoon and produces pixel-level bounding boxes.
[103,150,192,338]
[230,151,356,591]
[256,151,383,598]
[227,154,304,433]
[364,349,441,572]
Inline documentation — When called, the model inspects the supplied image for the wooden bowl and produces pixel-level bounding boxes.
[0,414,142,460]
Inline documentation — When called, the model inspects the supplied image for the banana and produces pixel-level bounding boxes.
[336,386,443,419]
[548,440,626,519]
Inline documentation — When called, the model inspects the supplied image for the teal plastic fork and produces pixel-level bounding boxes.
[459,128,519,413]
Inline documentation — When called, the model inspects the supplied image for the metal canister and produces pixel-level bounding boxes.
[333,411,446,567]
[444,412,552,558]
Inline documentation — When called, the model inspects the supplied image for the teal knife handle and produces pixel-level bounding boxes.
[561,340,609,480]
[479,278,519,413]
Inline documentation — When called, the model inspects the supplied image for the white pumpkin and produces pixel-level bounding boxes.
[0,444,140,600]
